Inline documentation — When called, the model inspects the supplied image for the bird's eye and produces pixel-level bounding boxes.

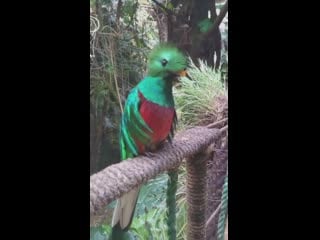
[161,59,168,67]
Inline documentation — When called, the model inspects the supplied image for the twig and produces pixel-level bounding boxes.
[109,43,123,113]
[90,16,100,35]
[207,118,228,128]
[219,125,228,133]
[205,202,222,228]
[151,0,174,15]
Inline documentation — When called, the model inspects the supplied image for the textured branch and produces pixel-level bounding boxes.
[90,127,221,216]
[187,150,210,240]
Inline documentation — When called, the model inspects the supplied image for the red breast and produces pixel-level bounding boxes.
[136,91,175,153]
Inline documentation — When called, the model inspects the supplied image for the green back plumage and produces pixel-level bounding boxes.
[120,44,187,160]
[120,86,152,160]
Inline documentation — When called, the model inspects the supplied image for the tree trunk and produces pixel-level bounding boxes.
[152,0,227,69]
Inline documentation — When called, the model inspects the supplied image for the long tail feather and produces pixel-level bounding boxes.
[111,187,140,239]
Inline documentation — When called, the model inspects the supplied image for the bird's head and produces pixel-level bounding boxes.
[147,43,189,80]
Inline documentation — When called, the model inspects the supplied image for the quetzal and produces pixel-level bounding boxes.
[111,43,188,239]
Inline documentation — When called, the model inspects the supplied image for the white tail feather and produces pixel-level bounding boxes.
[111,187,140,229]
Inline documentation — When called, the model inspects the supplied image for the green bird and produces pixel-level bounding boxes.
[111,43,188,239]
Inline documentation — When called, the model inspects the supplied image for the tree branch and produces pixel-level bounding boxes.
[204,0,228,38]
[116,0,122,25]
[90,127,222,216]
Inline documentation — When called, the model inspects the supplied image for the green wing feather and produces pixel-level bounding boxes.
[167,112,177,143]
[120,87,153,160]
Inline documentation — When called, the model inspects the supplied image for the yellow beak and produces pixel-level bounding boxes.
[178,69,187,77]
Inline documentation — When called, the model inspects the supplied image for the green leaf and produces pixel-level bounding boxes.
[198,18,213,33]
[90,226,107,240]
[166,2,174,10]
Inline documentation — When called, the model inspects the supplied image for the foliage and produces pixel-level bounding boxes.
[90,0,159,173]
[121,170,187,240]
[174,58,226,129]
[90,224,111,240]
[219,10,228,84]
[198,18,214,33]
